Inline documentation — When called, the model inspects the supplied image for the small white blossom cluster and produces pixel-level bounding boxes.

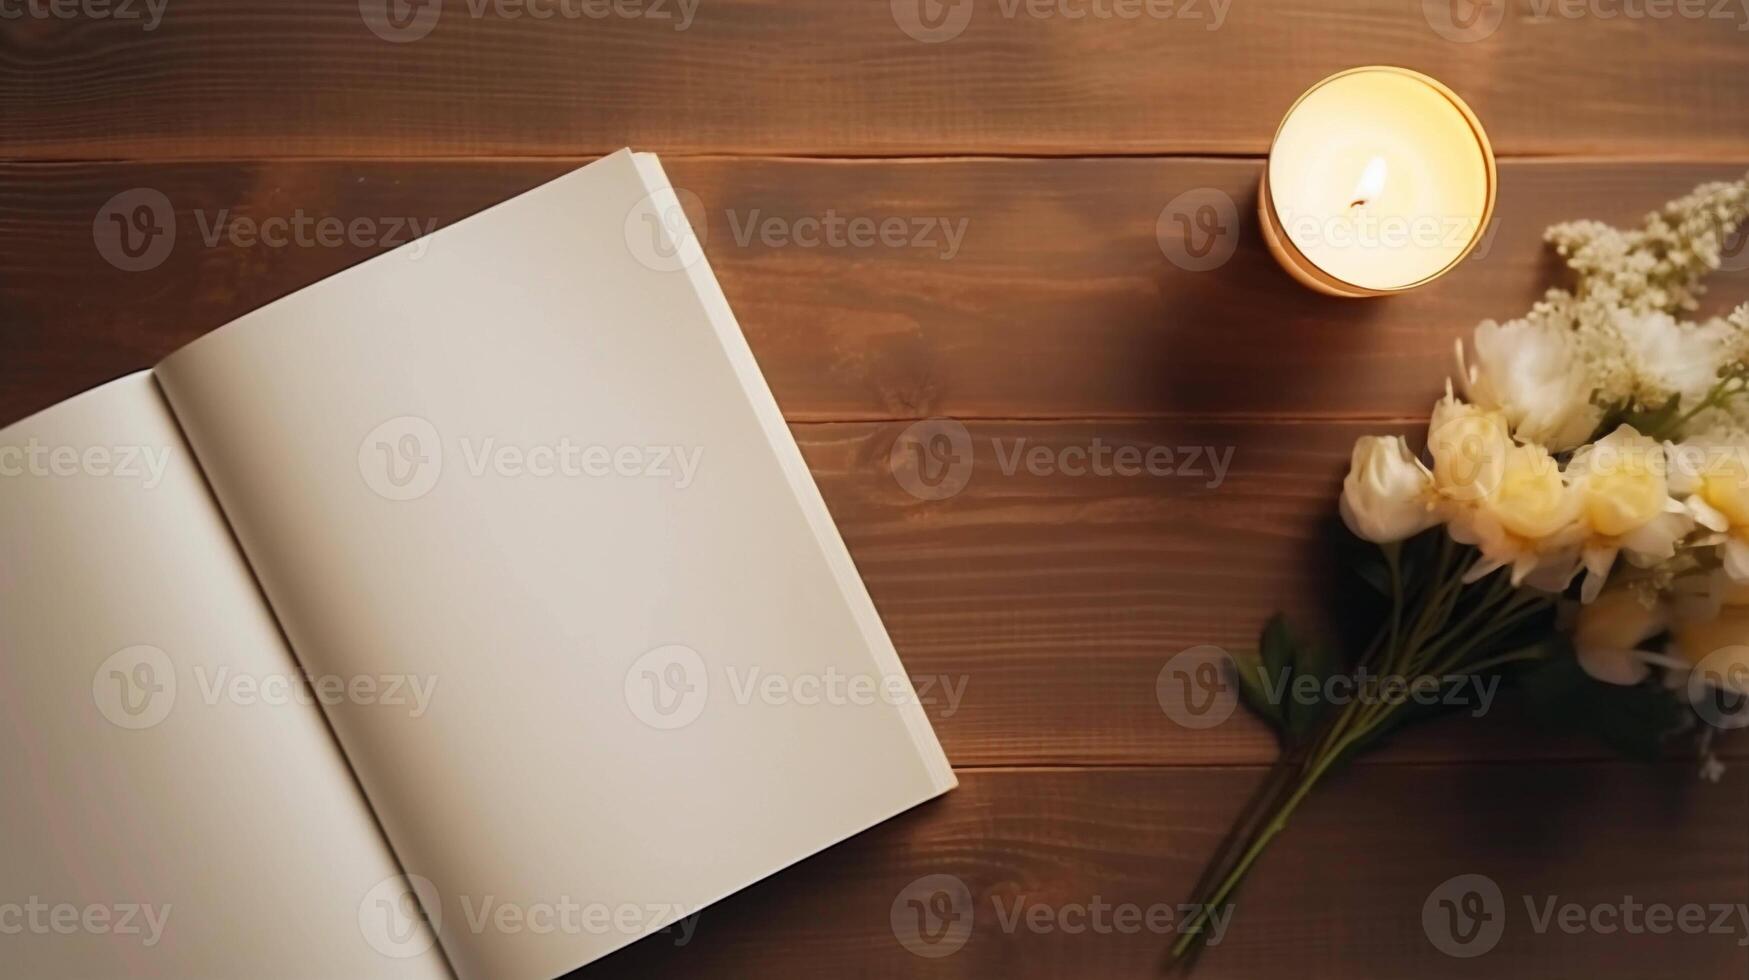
[1463,175,1749,449]
[1339,173,1749,704]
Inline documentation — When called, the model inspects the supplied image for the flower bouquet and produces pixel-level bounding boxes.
[1167,174,1749,969]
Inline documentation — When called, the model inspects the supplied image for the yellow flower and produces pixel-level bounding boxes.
[1489,444,1578,539]
[1564,425,1692,602]
[1670,603,1749,696]
[1575,432,1667,536]
[1426,389,1510,504]
[1667,438,1749,581]
[1573,585,1665,685]
[1689,446,1749,524]
[1448,440,1583,588]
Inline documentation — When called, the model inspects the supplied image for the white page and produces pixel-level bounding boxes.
[155,150,955,980]
[0,373,451,980]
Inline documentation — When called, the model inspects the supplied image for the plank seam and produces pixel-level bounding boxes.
[1,153,1746,167]
[949,758,1730,773]
[784,416,1431,426]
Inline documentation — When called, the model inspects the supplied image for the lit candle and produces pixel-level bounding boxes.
[1259,66,1496,297]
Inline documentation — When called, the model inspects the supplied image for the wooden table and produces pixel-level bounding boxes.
[4,2,1747,976]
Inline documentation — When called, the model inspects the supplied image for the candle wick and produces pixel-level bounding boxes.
[1349,155,1388,212]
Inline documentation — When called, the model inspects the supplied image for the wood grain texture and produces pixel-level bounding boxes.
[800,418,1748,766]
[7,3,1748,976]
[3,0,1749,159]
[2,159,1745,767]
[2,157,1746,426]
[565,765,1749,979]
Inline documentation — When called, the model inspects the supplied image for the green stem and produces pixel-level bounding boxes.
[1169,719,1364,958]
[1411,571,1511,667]
[1169,539,1555,970]
[1422,594,1552,679]
[1647,374,1748,440]
[1452,644,1552,676]
[1401,540,1466,658]
[1384,542,1403,666]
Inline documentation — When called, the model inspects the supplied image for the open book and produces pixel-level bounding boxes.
[0,150,955,980]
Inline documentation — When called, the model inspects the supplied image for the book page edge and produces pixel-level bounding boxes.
[630,150,958,796]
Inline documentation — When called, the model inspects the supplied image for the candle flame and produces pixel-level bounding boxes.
[1349,156,1388,209]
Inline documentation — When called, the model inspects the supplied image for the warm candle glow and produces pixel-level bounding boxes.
[1350,156,1388,210]
[1259,67,1496,297]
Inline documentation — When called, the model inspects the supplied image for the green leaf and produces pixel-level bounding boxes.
[1230,647,1284,734]
[1336,533,1393,598]
[1259,614,1294,690]
[1348,554,1391,598]
[1256,615,1340,746]
[1618,395,1682,440]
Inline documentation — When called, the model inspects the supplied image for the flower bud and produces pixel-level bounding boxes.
[1339,436,1437,543]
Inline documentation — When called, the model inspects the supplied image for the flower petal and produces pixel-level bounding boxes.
[1577,645,1653,686]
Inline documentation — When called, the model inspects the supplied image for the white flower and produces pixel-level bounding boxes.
[1339,436,1438,543]
[1565,425,1692,602]
[1573,585,1665,685]
[1459,317,1602,452]
[1611,308,1730,408]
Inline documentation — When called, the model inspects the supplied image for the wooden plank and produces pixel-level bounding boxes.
[567,765,1748,979]
[800,418,1748,766]
[2,1,1749,159]
[2,158,1746,425]
[3,162,1744,767]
